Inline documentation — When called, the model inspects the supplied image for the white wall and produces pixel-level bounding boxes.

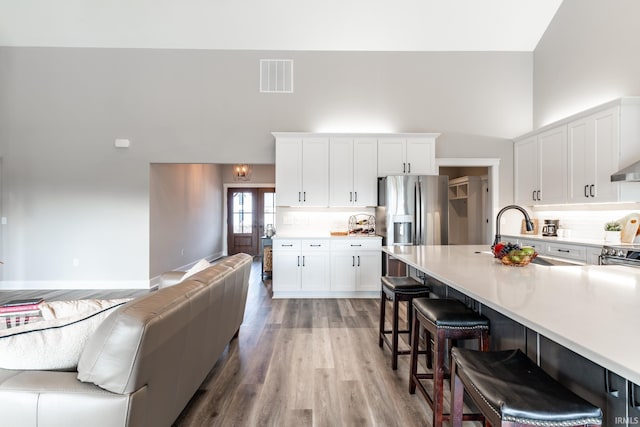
[0,47,531,288]
[149,164,224,279]
[533,0,640,127]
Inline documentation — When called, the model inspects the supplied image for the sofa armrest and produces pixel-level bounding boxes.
[158,271,185,288]
[0,370,147,427]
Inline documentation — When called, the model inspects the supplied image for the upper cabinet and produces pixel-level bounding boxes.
[329,137,378,207]
[514,98,640,206]
[275,133,440,207]
[275,136,329,207]
[514,126,567,205]
[377,135,438,176]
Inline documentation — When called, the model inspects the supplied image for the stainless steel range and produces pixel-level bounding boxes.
[600,244,640,267]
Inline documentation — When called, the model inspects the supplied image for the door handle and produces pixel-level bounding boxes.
[557,249,571,253]
[532,190,536,201]
[302,256,305,267]
[408,163,411,174]
[350,192,353,202]
[403,163,406,174]
[297,256,300,267]
[309,244,322,247]
[352,256,355,267]
[590,184,595,198]
[354,192,358,202]
[629,382,640,409]
[537,190,541,201]
[584,185,589,198]
[350,244,362,247]
[357,255,361,267]
[303,192,306,202]
[605,370,619,397]
[298,192,301,202]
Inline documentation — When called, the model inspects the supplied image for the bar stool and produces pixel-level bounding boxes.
[450,348,603,427]
[409,298,489,427]
[378,276,431,370]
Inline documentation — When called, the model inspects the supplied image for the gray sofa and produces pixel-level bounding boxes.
[0,253,252,427]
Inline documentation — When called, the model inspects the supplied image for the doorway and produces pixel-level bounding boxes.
[227,187,275,255]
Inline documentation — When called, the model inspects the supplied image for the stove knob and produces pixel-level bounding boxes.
[617,249,626,257]
[608,248,618,256]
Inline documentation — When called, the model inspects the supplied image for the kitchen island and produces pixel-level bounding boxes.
[383,244,640,425]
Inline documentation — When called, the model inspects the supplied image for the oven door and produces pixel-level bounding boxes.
[599,255,640,267]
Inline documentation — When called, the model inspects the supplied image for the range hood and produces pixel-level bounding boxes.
[611,160,640,182]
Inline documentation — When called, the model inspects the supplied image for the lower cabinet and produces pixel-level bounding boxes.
[272,237,381,297]
[330,239,381,292]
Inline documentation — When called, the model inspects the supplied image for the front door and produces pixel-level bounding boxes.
[227,187,276,256]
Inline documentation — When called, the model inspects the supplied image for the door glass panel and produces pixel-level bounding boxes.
[232,192,253,234]
[263,192,276,233]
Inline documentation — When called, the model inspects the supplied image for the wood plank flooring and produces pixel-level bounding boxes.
[0,262,456,426]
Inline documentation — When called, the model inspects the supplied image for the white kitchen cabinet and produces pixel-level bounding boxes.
[330,239,381,292]
[586,247,603,265]
[515,97,640,206]
[272,239,330,293]
[377,135,438,176]
[568,107,619,203]
[329,137,378,207]
[514,126,567,205]
[275,136,329,206]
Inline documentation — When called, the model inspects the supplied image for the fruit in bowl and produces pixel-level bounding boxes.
[491,242,537,266]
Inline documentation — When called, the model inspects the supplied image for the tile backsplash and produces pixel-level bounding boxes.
[275,207,376,237]
[531,203,640,241]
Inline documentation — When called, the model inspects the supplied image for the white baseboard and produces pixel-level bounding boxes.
[272,291,379,299]
[0,280,151,290]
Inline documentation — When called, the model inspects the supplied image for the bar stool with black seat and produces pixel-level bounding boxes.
[450,347,603,427]
[409,298,489,427]
[378,276,431,370]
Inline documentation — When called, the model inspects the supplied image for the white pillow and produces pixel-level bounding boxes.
[181,258,211,281]
[39,298,130,320]
[0,299,130,370]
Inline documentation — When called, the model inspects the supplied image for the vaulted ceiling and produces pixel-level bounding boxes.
[0,0,563,51]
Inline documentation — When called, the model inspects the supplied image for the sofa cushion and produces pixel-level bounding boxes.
[0,299,130,370]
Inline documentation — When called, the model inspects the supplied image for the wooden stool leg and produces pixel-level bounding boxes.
[433,330,446,427]
[425,329,432,369]
[450,360,464,427]
[392,298,400,370]
[409,308,420,394]
[378,290,386,348]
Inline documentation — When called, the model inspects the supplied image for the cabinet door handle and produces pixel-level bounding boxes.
[354,192,358,202]
[298,192,301,202]
[297,256,300,267]
[590,184,595,198]
[630,382,640,409]
[584,185,589,198]
[403,163,406,173]
[357,255,361,267]
[557,249,571,253]
[537,190,541,201]
[303,192,306,202]
[302,256,305,267]
[408,163,411,174]
[350,192,353,202]
[352,256,355,267]
[532,190,536,201]
[605,370,619,397]
[309,244,322,247]
[350,244,362,247]
[281,244,293,247]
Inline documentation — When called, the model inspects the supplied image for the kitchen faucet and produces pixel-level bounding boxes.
[494,205,534,246]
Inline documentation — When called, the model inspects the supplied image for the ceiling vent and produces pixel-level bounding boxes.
[260,59,293,93]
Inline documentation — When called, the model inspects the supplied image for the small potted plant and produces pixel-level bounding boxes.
[604,221,622,242]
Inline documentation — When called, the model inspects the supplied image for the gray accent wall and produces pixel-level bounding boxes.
[0,47,531,288]
[534,0,640,128]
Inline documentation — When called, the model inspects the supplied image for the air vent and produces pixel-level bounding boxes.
[260,59,293,93]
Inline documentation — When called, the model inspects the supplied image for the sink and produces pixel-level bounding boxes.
[475,250,582,266]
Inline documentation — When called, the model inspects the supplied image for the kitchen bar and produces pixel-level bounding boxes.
[381,244,640,385]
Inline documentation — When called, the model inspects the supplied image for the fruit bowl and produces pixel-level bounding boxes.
[491,242,538,267]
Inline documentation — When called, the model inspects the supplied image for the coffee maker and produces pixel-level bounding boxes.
[542,219,559,237]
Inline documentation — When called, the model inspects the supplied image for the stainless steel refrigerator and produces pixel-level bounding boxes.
[376,175,449,274]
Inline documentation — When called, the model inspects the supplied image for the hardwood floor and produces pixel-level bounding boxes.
[0,262,451,426]
[172,263,436,427]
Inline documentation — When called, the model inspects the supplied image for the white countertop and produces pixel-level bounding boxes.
[382,244,640,384]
